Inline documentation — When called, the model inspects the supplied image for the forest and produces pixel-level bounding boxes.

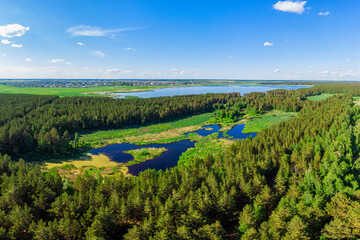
[1,83,360,239]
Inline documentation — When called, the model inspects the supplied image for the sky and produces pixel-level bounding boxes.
[0,0,359,80]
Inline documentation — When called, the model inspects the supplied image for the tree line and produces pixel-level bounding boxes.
[0,93,237,155]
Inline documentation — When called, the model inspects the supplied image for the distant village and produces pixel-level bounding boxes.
[0,79,194,88]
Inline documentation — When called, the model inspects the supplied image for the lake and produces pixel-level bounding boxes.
[186,124,257,139]
[114,85,309,98]
[89,123,256,175]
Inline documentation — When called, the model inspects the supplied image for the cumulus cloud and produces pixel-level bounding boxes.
[0,24,30,38]
[318,11,330,16]
[67,25,141,37]
[264,42,274,47]
[25,58,32,62]
[77,42,84,46]
[273,1,307,14]
[273,69,280,73]
[1,39,12,45]
[48,59,65,63]
[124,47,136,51]
[11,44,23,48]
[90,50,105,58]
[65,62,73,65]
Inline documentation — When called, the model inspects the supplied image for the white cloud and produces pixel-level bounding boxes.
[124,47,136,51]
[1,39,12,45]
[319,69,360,78]
[227,55,237,60]
[168,68,188,77]
[102,69,133,74]
[67,25,140,37]
[318,11,330,16]
[337,70,360,78]
[319,70,330,76]
[2,53,6,57]
[264,42,274,47]
[25,58,32,62]
[11,44,23,48]
[77,42,84,46]
[0,24,30,38]
[346,59,351,63]
[48,58,64,63]
[273,69,280,73]
[139,69,157,76]
[65,62,73,65]
[273,1,307,14]
[90,50,105,58]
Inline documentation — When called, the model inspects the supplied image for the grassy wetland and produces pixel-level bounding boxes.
[125,147,168,165]
[43,107,299,179]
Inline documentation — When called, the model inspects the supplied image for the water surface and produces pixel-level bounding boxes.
[90,123,257,175]
[227,124,257,139]
[114,85,308,98]
[90,140,195,175]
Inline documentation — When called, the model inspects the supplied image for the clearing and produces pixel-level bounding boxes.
[307,94,334,101]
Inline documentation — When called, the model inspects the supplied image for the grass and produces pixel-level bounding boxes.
[242,110,297,133]
[80,112,214,146]
[307,94,334,101]
[45,153,120,169]
[0,84,181,97]
[125,147,167,165]
[179,132,232,165]
[353,97,360,106]
[43,153,128,181]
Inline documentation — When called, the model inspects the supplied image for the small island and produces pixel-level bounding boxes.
[125,147,168,165]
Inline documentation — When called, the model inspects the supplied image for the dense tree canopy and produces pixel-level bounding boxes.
[1,83,360,239]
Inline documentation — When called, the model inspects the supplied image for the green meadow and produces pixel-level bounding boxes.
[125,147,167,165]
[307,93,334,101]
[242,111,297,133]
[0,84,169,97]
[179,132,232,165]
[80,112,214,146]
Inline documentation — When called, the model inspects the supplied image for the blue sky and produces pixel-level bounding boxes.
[0,0,359,80]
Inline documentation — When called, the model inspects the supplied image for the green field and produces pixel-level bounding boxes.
[0,84,176,97]
[80,112,214,146]
[307,93,334,101]
[242,111,297,133]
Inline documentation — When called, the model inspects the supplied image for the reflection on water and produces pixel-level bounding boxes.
[90,123,257,175]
